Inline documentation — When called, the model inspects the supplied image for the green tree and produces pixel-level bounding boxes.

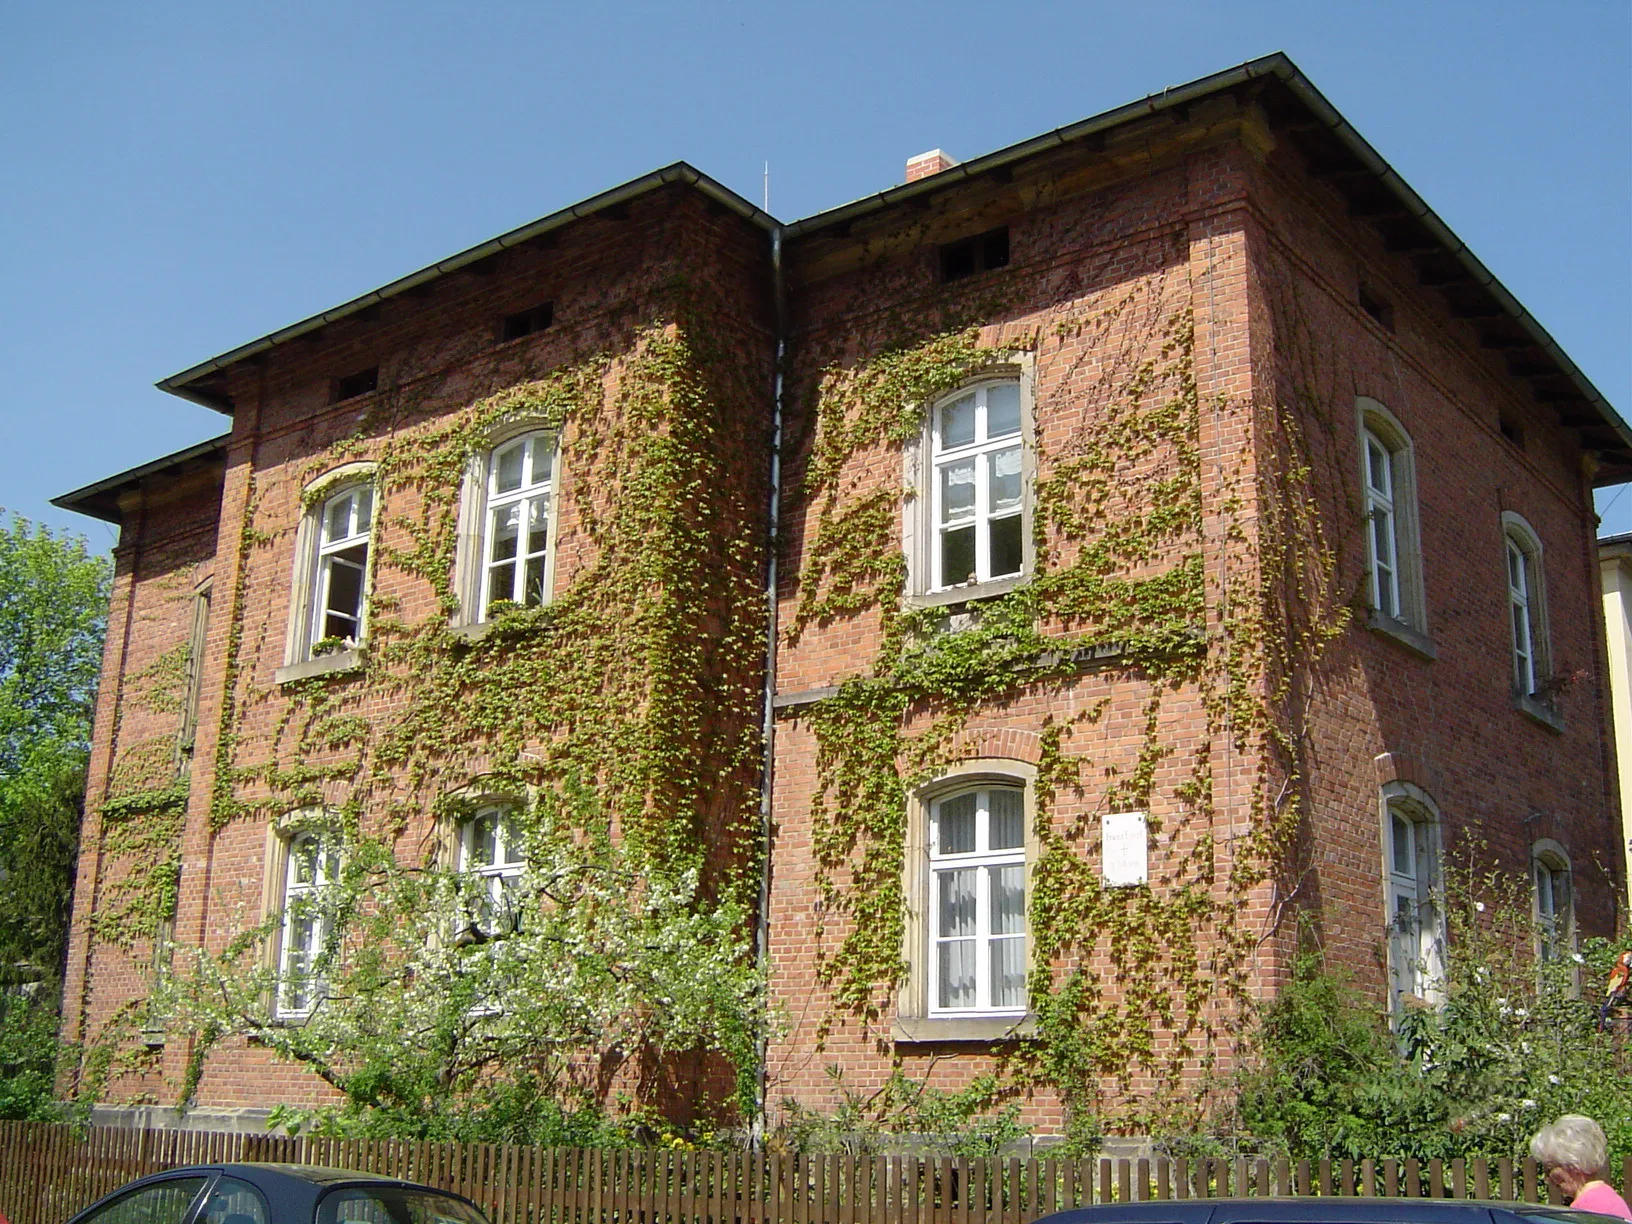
[0,743,89,986]
[0,511,111,1119]
[0,513,109,777]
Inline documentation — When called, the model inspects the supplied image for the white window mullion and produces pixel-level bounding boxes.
[973,446,991,584]
[931,459,944,591]
[311,561,334,647]
[973,840,990,1011]
[481,503,500,602]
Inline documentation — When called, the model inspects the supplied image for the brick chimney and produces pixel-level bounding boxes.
[905,149,959,183]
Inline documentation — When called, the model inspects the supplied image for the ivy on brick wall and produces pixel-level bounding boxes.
[783,265,1348,1148]
[81,246,1356,1150]
[92,614,198,956]
[140,310,775,1136]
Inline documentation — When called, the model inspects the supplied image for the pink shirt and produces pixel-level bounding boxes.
[1572,1181,1632,1220]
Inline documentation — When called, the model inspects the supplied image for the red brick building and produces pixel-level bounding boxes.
[57,55,1628,1137]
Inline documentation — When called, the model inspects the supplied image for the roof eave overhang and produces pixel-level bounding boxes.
[1266,62,1632,485]
[1599,533,1632,561]
[51,434,231,524]
[156,163,772,411]
[151,55,1628,485]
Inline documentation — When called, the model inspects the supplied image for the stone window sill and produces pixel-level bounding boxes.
[1514,692,1564,734]
[905,574,1028,611]
[773,685,840,710]
[893,1013,1035,1044]
[1365,611,1437,662]
[274,647,365,685]
[448,605,556,644]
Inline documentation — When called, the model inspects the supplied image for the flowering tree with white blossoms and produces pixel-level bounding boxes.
[161,796,768,1143]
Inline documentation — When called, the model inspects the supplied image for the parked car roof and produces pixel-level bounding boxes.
[212,1163,424,1186]
[65,1162,490,1224]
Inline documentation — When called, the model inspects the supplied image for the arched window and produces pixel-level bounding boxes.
[1363,427,1402,619]
[1503,513,1549,699]
[1382,783,1444,1013]
[454,428,560,625]
[899,762,1039,1041]
[1357,399,1426,637]
[908,368,1033,604]
[927,783,1028,1015]
[275,829,341,1019]
[311,486,372,647]
[283,463,377,672]
[1532,840,1573,964]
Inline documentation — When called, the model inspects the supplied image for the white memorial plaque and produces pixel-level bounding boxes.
[1102,810,1148,887]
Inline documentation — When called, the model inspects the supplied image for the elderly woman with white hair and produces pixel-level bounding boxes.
[1529,1114,1631,1218]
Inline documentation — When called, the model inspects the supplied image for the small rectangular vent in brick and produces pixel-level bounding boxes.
[1359,284,1395,332]
[502,302,555,343]
[331,366,378,403]
[940,227,1009,282]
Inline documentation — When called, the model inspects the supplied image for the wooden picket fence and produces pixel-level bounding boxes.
[5,1121,1632,1224]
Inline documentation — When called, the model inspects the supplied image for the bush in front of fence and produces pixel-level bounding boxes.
[1237,854,1632,1167]
[0,991,63,1122]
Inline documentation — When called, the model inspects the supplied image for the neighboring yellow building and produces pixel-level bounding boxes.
[1599,532,1632,910]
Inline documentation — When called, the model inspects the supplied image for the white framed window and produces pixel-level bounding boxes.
[929,381,1025,592]
[1357,399,1426,636]
[1382,786,1444,1013]
[928,785,1027,1016]
[454,429,560,625]
[1503,514,1549,699]
[281,464,378,675]
[311,486,372,648]
[1508,538,1535,693]
[276,831,340,1020]
[1363,429,1401,620]
[456,804,526,939]
[1532,840,1573,964]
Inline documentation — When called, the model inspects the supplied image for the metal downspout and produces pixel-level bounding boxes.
[753,224,786,1147]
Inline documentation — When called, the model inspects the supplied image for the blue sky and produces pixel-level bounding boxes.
[2,1,1627,552]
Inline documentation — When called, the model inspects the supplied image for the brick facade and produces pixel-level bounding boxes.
[56,56,1625,1136]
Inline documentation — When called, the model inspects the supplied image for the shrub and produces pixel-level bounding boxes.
[1238,852,1632,1165]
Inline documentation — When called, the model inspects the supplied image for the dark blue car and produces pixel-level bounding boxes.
[63,1163,490,1224]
